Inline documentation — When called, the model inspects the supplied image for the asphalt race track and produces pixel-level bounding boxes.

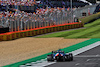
[46,45,100,67]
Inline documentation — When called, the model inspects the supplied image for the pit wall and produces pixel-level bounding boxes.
[0,22,84,41]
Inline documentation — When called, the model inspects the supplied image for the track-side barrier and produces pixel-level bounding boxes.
[0,22,84,41]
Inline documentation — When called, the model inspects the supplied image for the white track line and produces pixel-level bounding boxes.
[71,41,100,56]
[20,41,100,67]
[74,55,100,57]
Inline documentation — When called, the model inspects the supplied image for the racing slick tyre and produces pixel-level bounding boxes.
[47,55,54,62]
[63,56,66,62]
[65,55,70,61]
[69,53,73,61]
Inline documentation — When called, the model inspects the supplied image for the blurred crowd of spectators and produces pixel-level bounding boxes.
[0,0,37,12]
[40,0,89,8]
[0,6,70,20]
[0,5,76,20]
[0,0,86,30]
[0,0,36,6]
[0,0,78,20]
[0,5,76,29]
[0,0,89,12]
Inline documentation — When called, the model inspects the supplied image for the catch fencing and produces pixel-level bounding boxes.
[0,9,72,32]
[0,4,97,32]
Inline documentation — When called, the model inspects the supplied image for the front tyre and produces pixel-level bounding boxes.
[47,55,54,62]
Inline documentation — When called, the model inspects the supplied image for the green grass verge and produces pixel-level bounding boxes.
[89,32,100,38]
[36,19,100,38]
[65,25,100,38]
[36,29,85,38]
[84,19,100,28]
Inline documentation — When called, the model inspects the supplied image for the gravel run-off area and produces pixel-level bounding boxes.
[0,37,89,66]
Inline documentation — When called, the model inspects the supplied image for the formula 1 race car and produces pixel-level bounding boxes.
[47,49,73,62]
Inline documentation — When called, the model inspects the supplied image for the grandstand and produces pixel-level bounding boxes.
[39,0,89,8]
[86,0,96,3]
[0,0,90,12]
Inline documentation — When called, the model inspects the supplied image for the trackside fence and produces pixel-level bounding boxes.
[0,22,84,41]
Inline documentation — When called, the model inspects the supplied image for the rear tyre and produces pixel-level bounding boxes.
[65,55,70,61]
[63,56,65,62]
[69,53,73,61]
